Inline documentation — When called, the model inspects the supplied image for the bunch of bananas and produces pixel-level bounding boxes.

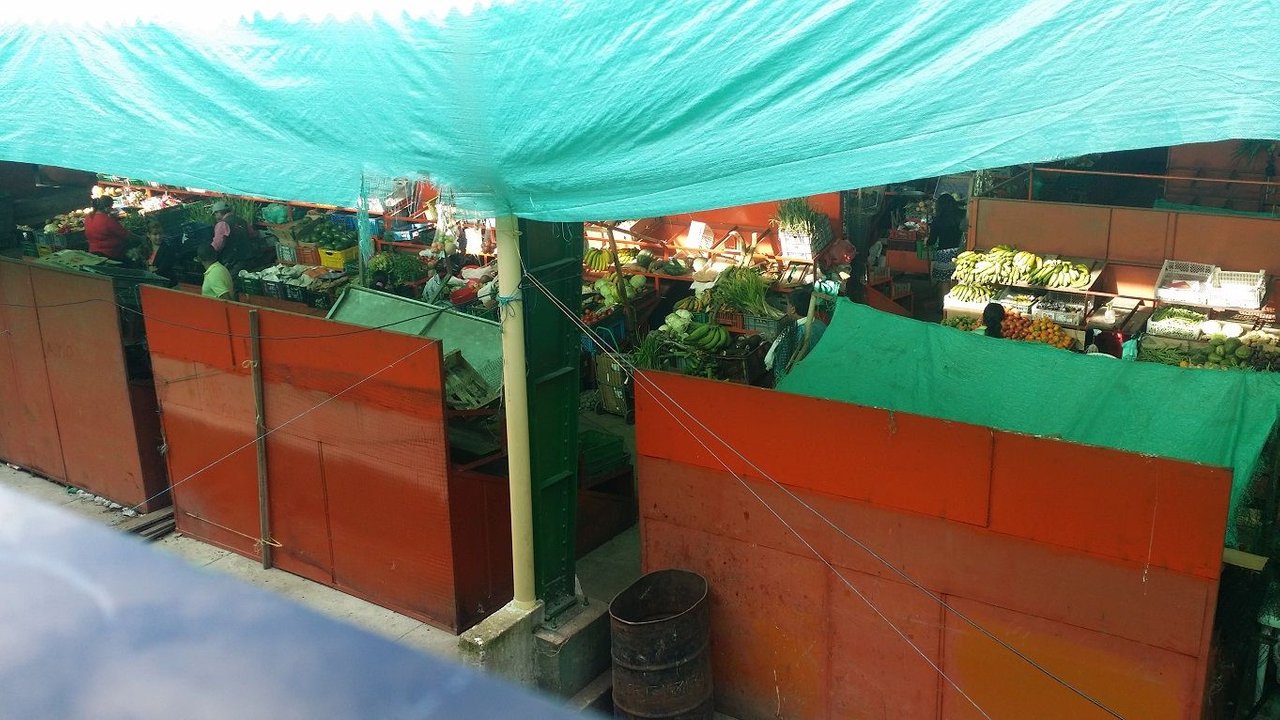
[584,247,615,271]
[673,291,712,313]
[1027,259,1091,289]
[949,282,996,304]
[684,323,732,352]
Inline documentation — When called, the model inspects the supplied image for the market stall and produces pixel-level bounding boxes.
[939,197,1280,362]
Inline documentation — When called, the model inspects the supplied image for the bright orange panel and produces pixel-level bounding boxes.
[972,198,1110,259]
[1107,207,1171,264]
[941,597,1200,720]
[988,432,1229,579]
[1171,212,1280,277]
[0,260,64,478]
[644,520,830,720]
[635,372,993,525]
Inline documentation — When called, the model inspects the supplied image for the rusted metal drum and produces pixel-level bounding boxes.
[609,569,713,719]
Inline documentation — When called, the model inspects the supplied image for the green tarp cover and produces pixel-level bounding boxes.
[1,2,1278,219]
[780,302,1280,543]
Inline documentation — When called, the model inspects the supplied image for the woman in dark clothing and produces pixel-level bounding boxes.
[979,302,1005,338]
[929,193,964,251]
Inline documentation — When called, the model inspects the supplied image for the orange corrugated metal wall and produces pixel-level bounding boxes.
[636,372,1228,719]
[0,259,167,508]
[141,286,509,632]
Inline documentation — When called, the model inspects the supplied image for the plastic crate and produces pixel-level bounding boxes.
[689,311,710,324]
[283,282,307,303]
[579,430,628,479]
[1155,259,1214,305]
[304,287,335,310]
[715,310,743,329]
[1208,268,1266,310]
[328,213,358,230]
[260,279,284,299]
[295,242,320,266]
[240,277,264,296]
[275,242,297,265]
[582,317,624,354]
[319,245,359,270]
[1030,298,1085,327]
[742,314,778,340]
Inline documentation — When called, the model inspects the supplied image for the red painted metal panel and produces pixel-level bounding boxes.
[828,570,943,720]
[30,265,165,508]
[635,372,993,525]
[144,290,473,630]
[988,432,1230,579]
[0,260,64,478]
[941,597,1200,720]
[644,519,830,720]
[264,428,333,586]
[639,457,1218,717]
[448,470,515,631]
[640,457,1213,657]
[323,442,458,629]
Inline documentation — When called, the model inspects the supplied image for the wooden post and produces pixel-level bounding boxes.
[604,224,637,339]
[248,310,273,570]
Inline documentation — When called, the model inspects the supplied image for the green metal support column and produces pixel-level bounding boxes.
[518,219,583,620]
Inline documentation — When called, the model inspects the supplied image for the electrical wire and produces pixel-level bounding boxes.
[523,268,1126,720]
[518,269,996,718]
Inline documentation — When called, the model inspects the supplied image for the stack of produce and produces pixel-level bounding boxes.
[1138,331,1280,371]
[1021,315,1076,349]
[367,251,428,285]
[294,215,358,250]
[942,316,980,331]
[42,208,91,234]
[591,272,647,308]
[1147,306,1207,339]
[948,283,997,305]
[952,245,1091,289]
[710,267,784,318]
[999,312,1033,339]
[584,247,615,272]
[673,290,713,314]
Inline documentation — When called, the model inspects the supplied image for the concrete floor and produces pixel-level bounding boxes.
[0,462,640,664]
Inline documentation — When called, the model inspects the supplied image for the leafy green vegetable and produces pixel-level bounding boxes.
[367,251,427,285]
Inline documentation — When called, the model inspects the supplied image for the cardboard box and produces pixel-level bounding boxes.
[595,354,628,388]
[599,384,628,417]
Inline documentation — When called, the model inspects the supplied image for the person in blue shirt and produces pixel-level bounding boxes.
[766,286,826,383]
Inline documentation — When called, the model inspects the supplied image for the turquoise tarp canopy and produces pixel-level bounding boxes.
[1,1,1278,218]
[780,302,1280,544]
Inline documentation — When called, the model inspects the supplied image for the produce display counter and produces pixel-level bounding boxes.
[0,257,168,509]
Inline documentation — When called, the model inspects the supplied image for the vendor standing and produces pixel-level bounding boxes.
[210,200,260,275]
[83,196,129,260]
[422,260,465,304]
[928,193,964,251]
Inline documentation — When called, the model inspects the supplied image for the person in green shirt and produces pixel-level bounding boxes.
[197,244,234,300]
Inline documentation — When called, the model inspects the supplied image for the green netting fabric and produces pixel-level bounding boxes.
[1,3,1278,219]
[780,302,1280,545]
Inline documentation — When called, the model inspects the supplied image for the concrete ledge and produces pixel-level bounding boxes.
[458,600,544,686]
[535,597,612,697]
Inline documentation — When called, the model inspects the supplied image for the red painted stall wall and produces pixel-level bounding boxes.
[141,287,509,632]
[0,259,167,508]
[635,372,1229,720]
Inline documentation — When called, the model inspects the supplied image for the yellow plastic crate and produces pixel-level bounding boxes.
[319,245,358,270]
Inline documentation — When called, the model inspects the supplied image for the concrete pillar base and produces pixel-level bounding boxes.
[534,597,612,698]
[458,600,544,686]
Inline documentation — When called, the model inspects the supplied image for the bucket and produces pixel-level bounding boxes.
[609,569,713,720]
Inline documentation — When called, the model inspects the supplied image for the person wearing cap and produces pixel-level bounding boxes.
[210,199,260,275]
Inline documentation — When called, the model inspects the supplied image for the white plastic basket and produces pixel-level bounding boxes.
[1155,259,1214,305]
[1207,268,1266,310]
[1031,296,1085,327]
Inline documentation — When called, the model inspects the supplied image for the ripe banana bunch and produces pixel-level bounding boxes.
[584,248,615,272]
[949,283,996,304]
[1028,260,1091,289]
[684,323,732,352]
